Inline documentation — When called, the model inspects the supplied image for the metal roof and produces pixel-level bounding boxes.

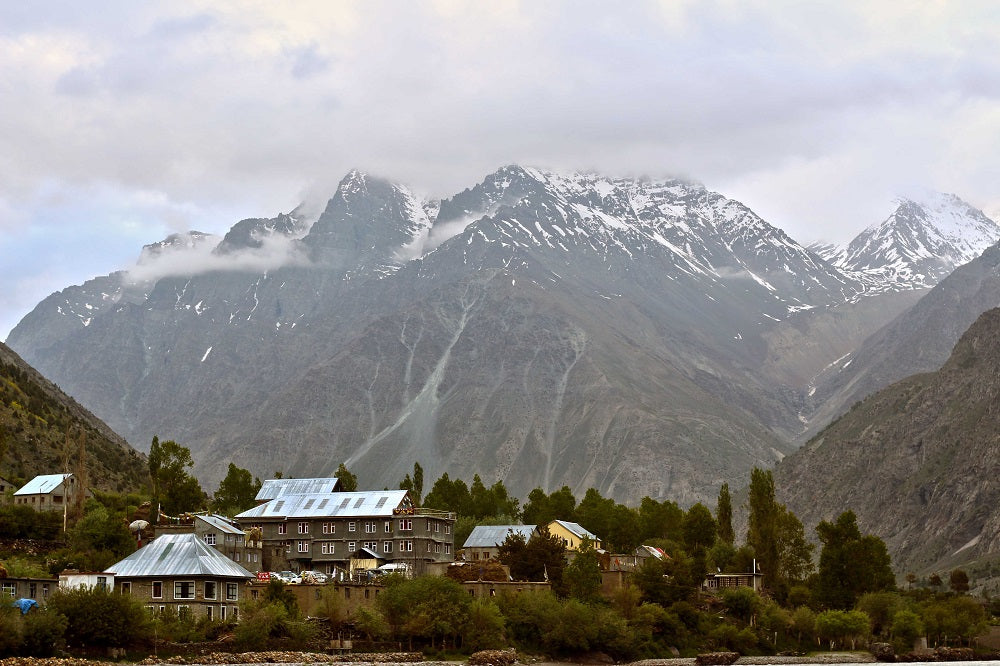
[255,477,340,502]
[14,474,72,496]
[196,514,244,536]
[463,525,536,549]
[550,520,599,541]
[236,490,410,520]
[108,533,254,579]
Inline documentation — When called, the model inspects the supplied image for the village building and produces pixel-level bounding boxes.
[153,513,263,570]
[0,475,16,503]
[546,519,602,551]
[235,489,455,578]
[59,570,114,591]
[107,533,253,621]
[12,473,89,512]
[255,477,341,504]
[702,570,764,593]
[462,525,537,561]
[1,576,59,603]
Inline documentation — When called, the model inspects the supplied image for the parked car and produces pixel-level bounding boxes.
[275,571,302,584]
[300,570,328,584]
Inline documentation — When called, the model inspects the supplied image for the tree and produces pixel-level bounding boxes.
[716,483,734,545]
[148,437,205,516]
[928,573,943,590]
[213,463,261,516]
[335,463,358,492]
[564,537,603,603]
[514,527,567,592]
[682,503,717,553]
[746,468,780,592]
[47,586,150,648]
[522,486,576,525]
[815,511,894,609]
[399,462,424,505]
[891,609,924,651]
[949,569,970,594]
[68,502,134,565]
[637,496,684,542]
[790,605,816,645]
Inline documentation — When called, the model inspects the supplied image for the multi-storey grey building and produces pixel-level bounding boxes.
[235,489,455,577]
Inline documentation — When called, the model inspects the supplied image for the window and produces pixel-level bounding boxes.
[278,524,287,534]
[204,581,217,600]
[298,522,309,534]
[226,583,239,601]
[384,521,391,533]
[1,583,15,598]
[426,542,432,552]
[204,533,217,545]
[401,540,413,552]
[298,540,309,553]
[152,581,163,599]
[29,583,36,598]
[445,544,451,554]
[445,524,451,534]
[434,522,440,532]
[348,521,356,532]
[399,519,412,531]
[234,552,241,562]
[178,605,191,620]
[174,581,195,600]
[232,606,238,620]
[206,606,214,621]
[363,541,377,550]
[321,542,335,555]
[323,522,335,534]
[120,582,131,594]
[96,576,108,591]
[348,541,356,551]
[365,521,376,533]
[383,541,393,553]
[53,494,63,503]
[220,606,226,621]
[41,584,49,598]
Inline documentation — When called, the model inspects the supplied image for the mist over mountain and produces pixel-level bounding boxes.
[8,166,998,506]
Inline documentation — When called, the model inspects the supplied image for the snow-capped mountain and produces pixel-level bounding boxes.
[829,193,1000,292]
[5,167,994,505]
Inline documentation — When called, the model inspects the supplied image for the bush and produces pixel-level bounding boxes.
[20,609,67,656]
[0,605,23,657]
[46,585,149,648]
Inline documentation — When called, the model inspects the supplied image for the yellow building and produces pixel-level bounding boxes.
[545,519,601,551]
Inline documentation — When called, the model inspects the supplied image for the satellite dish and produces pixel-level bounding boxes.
[129,519,150,533]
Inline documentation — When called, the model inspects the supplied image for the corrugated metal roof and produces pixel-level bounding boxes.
[14,474,72,495]
[108,534,254,578]
[463,525,536,549]
[255,477,340,501]
[196,514,243,535]
[550,520,599,541]
[236,490,409,520]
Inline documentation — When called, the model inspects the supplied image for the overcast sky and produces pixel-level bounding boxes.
[3,1,1000,340]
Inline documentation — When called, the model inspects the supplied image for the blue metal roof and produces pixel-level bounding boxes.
[108,533,254,579]
[236,490,410,520]
[255,477,340,501]
[463,525,536,549]
[14,474,72,495]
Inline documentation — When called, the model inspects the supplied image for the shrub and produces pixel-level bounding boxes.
[46,585,149,648]
[20,609,67,656]
[0,605,23,657]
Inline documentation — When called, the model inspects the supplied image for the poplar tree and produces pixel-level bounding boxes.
[717,483,735,545]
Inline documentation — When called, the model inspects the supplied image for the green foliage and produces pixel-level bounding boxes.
[148,437,205,516]
[70,501,134,556]
[815,609,870,649]
[682,502,717,553]
[262,578,299,617]
[376,574,472,647]
[399,462,425,505]
[212,462,261,516]
[564,537,603,603]
[335,463,358,492]
[0,504,62,539]
[815,511,894,609]
[354,606,389,641]
[790,605,817,644]
[20,608,68,656]
[1,555,50,578]
[234,600,289,650]
[0,605,22,657]
[522,486,576,525]
[855,591,902,637]
[423,472,519,522]
[716,483,734,545]
[747,468,780,592]
[315,585,346,628]
[720,586,761,625]
[46,585,149,648]
[465,599,507,651]
[919,595,987,646]
[638,496,684,543]
[709,622,758,653]
[891,609,924,651]
[949,568,970,593]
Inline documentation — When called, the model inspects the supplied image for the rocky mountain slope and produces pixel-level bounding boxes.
[775,307,1000,576]
[6,166,997,505]
[803,240,1000,437]
[0,342,148,492]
